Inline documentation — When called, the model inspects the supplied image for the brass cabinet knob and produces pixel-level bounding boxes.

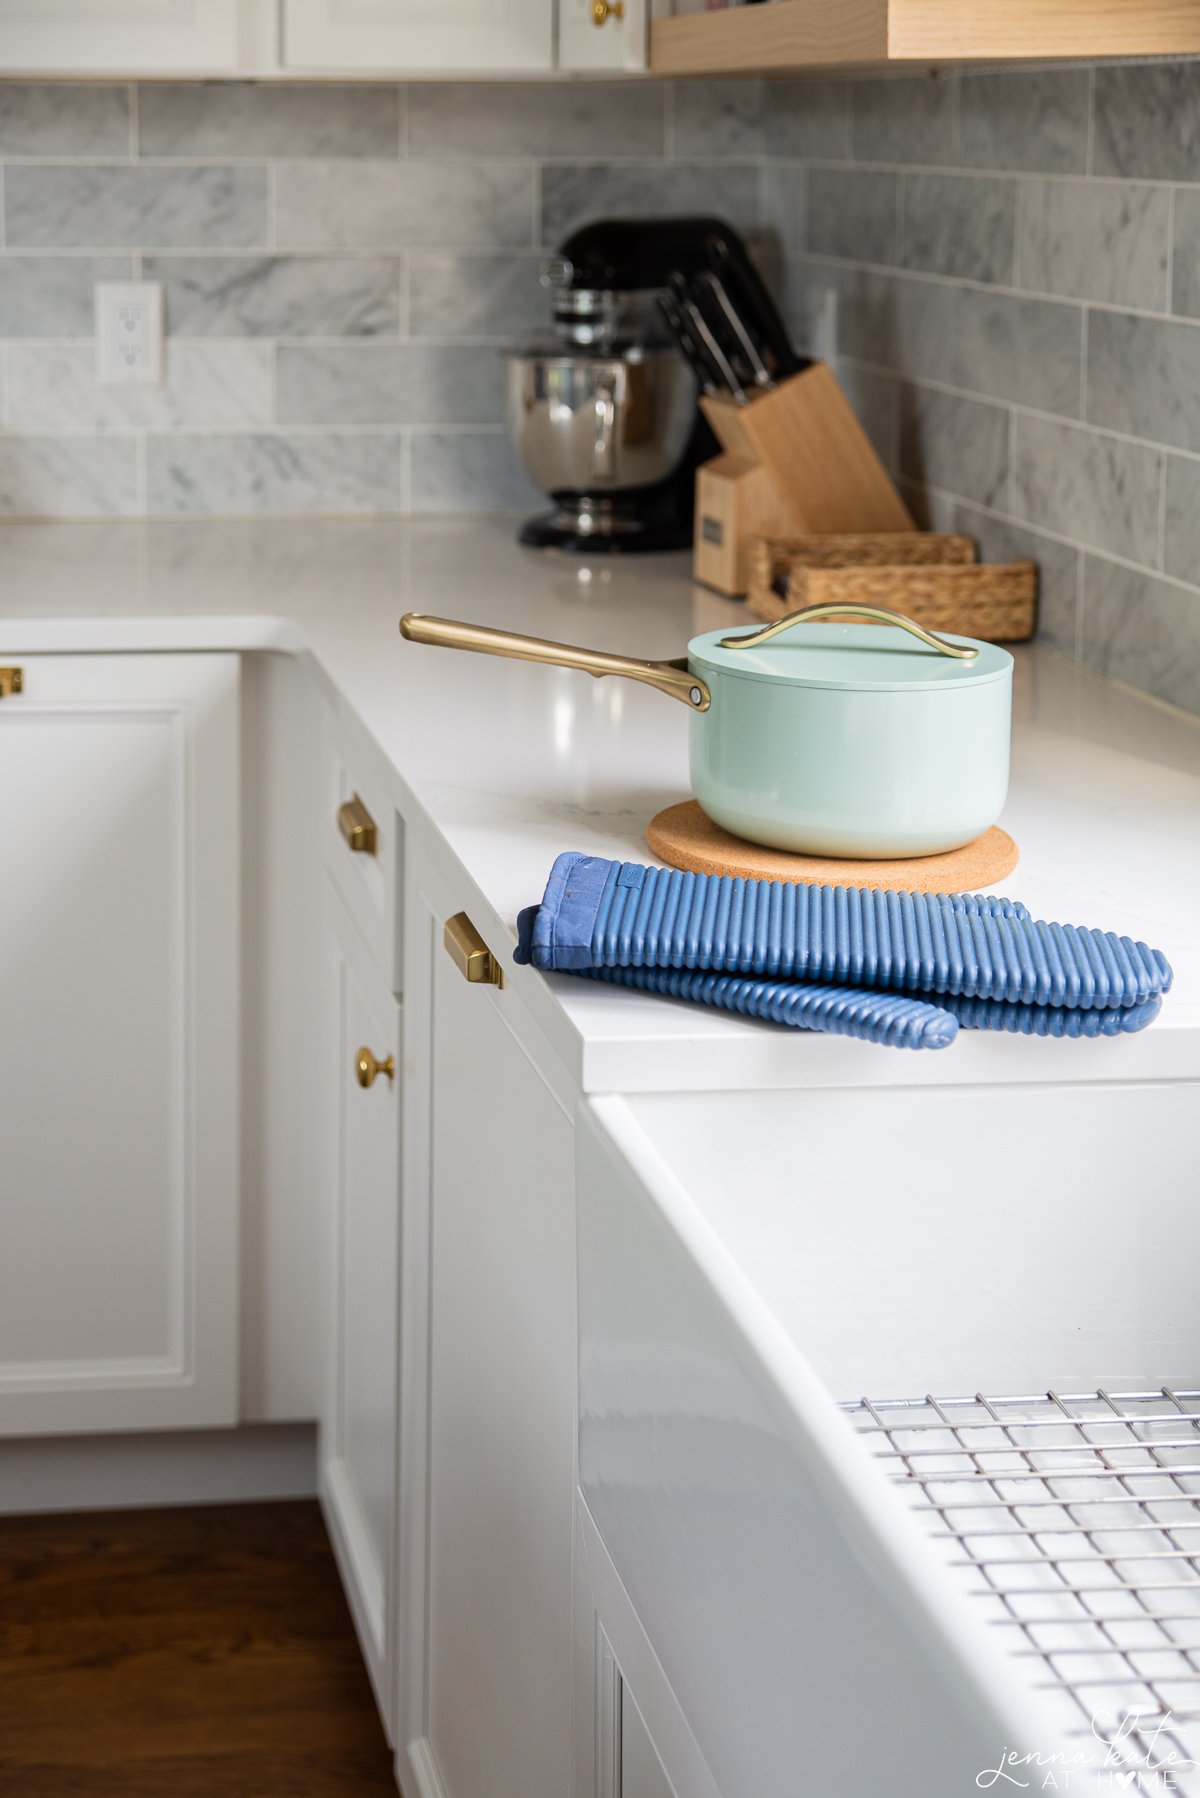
[337,793,377,855]
[0,667,23,699]
[356,1047,395,1088]
[591,0,623,22]
[444,912,503,989]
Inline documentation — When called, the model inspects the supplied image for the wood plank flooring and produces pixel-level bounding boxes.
[0,1500,397,1796]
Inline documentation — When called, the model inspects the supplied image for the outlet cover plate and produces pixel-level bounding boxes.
[95,280,163,387]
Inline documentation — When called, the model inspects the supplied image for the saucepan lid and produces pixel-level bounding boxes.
[689,605,1013,695]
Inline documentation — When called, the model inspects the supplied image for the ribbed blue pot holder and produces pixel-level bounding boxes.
[514,852,1173,1051]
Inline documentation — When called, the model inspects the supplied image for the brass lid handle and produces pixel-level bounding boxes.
[720,602,979,660]
[591,0,624,21]
[356,1047,395,1088]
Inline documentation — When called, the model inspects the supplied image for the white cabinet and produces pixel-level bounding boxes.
[0,653,239,1437]
[283,0,553,71]
[558,0,648,70]
[622,1684,677,1798]
[398,846,577,1798]
[0,0,246,73]
[319,881,402,1739]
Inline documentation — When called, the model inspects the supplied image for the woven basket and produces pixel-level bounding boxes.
[748,533,1037,643]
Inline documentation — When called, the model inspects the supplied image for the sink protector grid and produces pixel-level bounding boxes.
[846,1388,1200,1791]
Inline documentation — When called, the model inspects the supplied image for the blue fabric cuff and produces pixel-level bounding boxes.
[512,851,615,971]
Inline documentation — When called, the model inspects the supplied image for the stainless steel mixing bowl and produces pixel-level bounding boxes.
[506,347,698,504]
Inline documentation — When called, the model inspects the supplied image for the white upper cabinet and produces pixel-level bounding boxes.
[0,0,643,76]
[559,0,647,71]
[0,0,246,73]
[282,0,553,72]
[0,653,240,1437]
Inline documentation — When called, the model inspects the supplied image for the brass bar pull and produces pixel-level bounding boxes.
[444,912,504,990]
[0,667,24,698]
[356,1047,395,1088]
[337,793,377,855]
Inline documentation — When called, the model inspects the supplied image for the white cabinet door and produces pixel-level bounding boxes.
[320,883,401,1739]
[398,847,576,1798]
[283,0,553,71]
[0,653,239,1436]
[0,1,242,72]
[558,0,648,70]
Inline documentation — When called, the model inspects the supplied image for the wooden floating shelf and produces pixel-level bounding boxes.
[650,0,1200,74]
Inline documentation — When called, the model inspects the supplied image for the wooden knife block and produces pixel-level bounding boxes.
[694,362,915,597]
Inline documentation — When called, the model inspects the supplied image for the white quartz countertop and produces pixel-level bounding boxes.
[2,515,1197,1092]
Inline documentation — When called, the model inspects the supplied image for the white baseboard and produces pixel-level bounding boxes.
[0,1421,317,1515]
[405,1736,449,1798]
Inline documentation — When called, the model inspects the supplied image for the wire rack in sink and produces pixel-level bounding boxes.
[844,1388,1200,1792]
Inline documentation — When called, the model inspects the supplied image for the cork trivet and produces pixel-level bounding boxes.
[647,800,1018,893]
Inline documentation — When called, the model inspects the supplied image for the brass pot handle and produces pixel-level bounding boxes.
[719,603,979,661]
[400,613,711,711]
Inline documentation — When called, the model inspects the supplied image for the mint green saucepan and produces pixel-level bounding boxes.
[399,603,1013,858]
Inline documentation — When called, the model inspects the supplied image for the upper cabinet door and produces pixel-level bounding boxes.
[0,0,242,73]
[558,0,647,71]
[283,0,553,71]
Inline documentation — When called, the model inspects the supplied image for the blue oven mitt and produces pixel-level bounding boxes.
[515,852,1171,1051]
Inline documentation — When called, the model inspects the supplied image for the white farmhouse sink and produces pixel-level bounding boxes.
[577,1079,1200,1798]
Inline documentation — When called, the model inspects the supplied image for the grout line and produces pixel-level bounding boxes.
[1079,305,1089,422]
[1166,183,1178,315]
[1157,449,1169,574]
[1011,178,1021,289]
[267,340,277,428]
[128,83,138,162]
[663,82,675,163]
[266,161,277,252]
[398,252,410,341]
[948,71,961,164]
[0,420,509,439]
[1074,544,1086,663]
[1006,406,1017,518]
[1085,66,1096,178]
[398,83,409,159]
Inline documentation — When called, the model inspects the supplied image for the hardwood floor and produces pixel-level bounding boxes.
[0,1500,397,1796]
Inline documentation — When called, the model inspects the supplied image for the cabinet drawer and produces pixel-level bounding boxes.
[322,710,401,993]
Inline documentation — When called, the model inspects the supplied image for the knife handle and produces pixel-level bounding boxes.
[706,232,805,382]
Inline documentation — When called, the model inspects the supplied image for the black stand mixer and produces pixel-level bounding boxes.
[507,216,800,555]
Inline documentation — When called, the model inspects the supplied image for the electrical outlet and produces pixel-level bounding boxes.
[95,281,163,387]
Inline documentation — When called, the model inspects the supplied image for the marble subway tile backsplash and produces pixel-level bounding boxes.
[0,69,1196,716]
[758,61,1200,716]
[0,77,754,524]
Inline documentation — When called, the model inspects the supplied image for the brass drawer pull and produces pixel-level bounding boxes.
[0,667,24,698]
[444,912,504,989]
[356,1047,395,1088]
[337,793,376,855]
